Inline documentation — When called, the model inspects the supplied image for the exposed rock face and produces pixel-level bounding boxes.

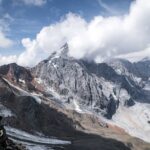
[107,58,150,84]
[134,59,150,80]
[107,58,150,103]
[0,63,33,83]
[0,63,35,92]
[32,44,145,119]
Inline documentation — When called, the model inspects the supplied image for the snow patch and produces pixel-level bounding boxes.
[35,78,43,84]
[125,77,134,87]
[19,79,25,84]
[0,103,14,117]
[144,83,150,91]
[118,89,130,105]
[6,127,71,145]
[31,94,42,104]
[101,78,116,99]
[26,145,53,150]
[72,99,82,113]
[53,63,58,69]
[110,102,150,143]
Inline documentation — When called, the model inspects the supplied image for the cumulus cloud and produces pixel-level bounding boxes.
[0,55,17,65]
[118,48,150,62]
[0,31,13,48]
[1,0,150,66]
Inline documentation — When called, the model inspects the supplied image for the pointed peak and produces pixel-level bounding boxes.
[60,43,69,50]
[47,43,70,61]
[59,43,69,56]
[54,43,69,57]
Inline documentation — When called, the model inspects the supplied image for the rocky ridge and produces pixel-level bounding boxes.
[0,44,150,149]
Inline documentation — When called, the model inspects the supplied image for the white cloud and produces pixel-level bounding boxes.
[117,47,150,62]
[21,0,47,6]
[0,31,13,48]
[1,0,150,66]
[0,55,17,65]
[0,14,14,48]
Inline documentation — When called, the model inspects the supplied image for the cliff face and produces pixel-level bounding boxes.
[32,44,144,119]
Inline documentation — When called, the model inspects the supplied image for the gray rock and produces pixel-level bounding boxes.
[32,44,145,118]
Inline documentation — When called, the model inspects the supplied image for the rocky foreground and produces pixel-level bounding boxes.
[0,139,26,150]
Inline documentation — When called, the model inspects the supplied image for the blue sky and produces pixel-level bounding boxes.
[0,0,132,56]
[2,0,150,67]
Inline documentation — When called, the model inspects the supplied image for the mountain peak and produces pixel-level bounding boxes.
[59,43,69,57]
[47,43,70,61]
[60,43,69,51]
[0,62,33,83]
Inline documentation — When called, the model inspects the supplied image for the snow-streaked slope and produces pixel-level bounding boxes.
[0,103,14,117]
[25,144,53,150]
[3,78,42,104]
[11,139,54,150]
[107,59,143,85]
[6,127,71,145]
[144,82,150,91]
[110,102,150,143]
[7,127,70,150]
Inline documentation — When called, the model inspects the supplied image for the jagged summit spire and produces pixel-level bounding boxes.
[47,43,70,61]
[59,43,69,56]
[60,43,68,50]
